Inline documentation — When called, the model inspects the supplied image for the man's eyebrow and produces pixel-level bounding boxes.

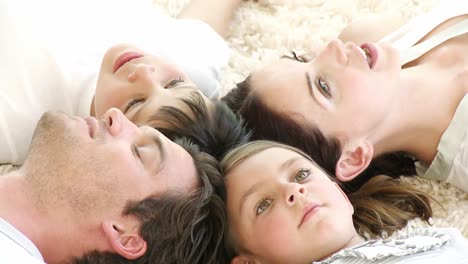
[238,156,300,214]
[152,133,166,174]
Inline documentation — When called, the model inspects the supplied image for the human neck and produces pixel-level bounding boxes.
[343,232,366,248]
[0,170,107,263]
[315,231,365,262]
[369,64,462,165]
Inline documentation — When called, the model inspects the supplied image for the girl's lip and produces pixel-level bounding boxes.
[113,52,144,73]
[360,43,378,69]
[298,202,322,228]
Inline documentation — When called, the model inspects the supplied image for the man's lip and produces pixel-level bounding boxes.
[298,203,321,228]
[113,52,144,73]
[84,117,97,139]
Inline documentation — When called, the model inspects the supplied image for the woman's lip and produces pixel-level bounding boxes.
[113,52,144,73]
[360,43,378,69]
[298,203,321,228]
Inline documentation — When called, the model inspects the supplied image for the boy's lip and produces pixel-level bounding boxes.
[113,52,144,73]
[298,202,322,228]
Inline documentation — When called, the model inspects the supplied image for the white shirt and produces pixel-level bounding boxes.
[0,0,230,165]
[0,218,44,264]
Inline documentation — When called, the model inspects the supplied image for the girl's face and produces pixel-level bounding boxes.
[94,44,211,125]
[249,39,401,141]
[225,147,359,264]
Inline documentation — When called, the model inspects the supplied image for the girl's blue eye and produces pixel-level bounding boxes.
[316,77,331,97]
[165,77,184,88]
[293,168,311,183]
[256,199,272,215]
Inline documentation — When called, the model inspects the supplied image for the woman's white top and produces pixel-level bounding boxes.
[380,0,468,192]
[0,0,230,165]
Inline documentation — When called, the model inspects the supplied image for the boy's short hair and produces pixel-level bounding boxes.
[148,92,251,161]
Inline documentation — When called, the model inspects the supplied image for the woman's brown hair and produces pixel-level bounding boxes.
[221,141,432,258]
[222,78,417,192]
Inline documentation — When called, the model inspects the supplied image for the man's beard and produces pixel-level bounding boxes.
[22,113,117,215]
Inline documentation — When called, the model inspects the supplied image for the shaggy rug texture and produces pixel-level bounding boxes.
[153,0,467,237]
[1,0,465,239]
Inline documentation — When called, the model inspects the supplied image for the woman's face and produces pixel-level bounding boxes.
[94,44,211,125]
[225,147,358,263]
[249,39,401,141]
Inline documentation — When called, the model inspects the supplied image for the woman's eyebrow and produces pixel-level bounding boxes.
[280,54,296,60]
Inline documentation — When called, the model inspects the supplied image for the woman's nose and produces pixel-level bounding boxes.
[320,39,347,65]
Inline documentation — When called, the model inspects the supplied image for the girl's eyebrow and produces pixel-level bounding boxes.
[239,180,261,215]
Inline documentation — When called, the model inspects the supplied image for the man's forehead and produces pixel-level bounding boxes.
[166,139,199,190]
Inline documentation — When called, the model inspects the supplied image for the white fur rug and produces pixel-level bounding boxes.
[153,0,467,237]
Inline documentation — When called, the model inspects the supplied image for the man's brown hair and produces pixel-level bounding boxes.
[72,139,226,264]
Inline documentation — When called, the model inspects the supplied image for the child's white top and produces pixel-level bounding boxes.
[0,0,230,165]
[315,228,468,264]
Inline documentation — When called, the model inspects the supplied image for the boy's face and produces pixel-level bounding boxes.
[225,147,358,263]
[94,44,212,126]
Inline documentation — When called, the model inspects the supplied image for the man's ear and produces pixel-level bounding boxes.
[231,254,260,264]
[102,219,147,260]
[335,140,373,182]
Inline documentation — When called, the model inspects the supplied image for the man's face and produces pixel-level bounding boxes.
[24,108,198,216]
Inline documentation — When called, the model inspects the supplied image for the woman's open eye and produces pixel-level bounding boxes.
[316,77,332,98]
[125,99,145,113]
[256,199,272,215]
[291,50,307,63]
[293,168,311,183]
[165,77,184,88]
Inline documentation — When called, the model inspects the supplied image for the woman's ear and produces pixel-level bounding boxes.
[101,219,147,260]
[335,140,373,182]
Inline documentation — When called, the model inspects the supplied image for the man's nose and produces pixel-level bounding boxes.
[101,107,139,138]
